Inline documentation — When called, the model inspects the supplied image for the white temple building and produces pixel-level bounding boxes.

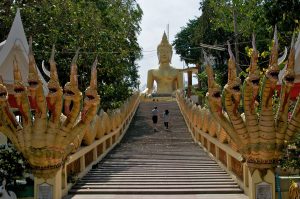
[0,9,48,94]
[0,9,48,145]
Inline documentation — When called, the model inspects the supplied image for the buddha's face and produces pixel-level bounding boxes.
[158,46,172,64]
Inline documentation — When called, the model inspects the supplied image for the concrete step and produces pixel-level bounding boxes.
[88,168,226,172]
[72,184,241,189]
[89,169,223,172]
[67,101,245,197]
[69,188,244,194]
[64,194,248,199]
[100,159,217,164]
[81,176,233,180]
[83,174,230,178]
[75,181,237,185]
[78,178,235,183]
[104,157,215,161]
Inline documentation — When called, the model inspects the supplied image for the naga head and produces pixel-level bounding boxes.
[266,27,280,85]
[225,41,241,102]
[0,76,8,104]
[82,58,100,119]
[282,34,296,87]
[246,34,260,97]
[0,44,106,179]
[13,57,26,106]
[205,51,222,114]
[27,37,42,94]
[47,45,63,99]
[63,49,82,102]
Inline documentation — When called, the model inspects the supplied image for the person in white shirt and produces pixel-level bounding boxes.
[163,109,169,130]
[151,106,159,131]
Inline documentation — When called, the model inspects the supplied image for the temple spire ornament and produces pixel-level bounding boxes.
[249,34,259,74]
[269,26,279,68]
[90,57,98,89]
[47,45,63,125]
[70,48,80,87]
[13,57,23,83]
[49,45,59,82]
[227,41,239,84]
[28,37,39,81]
[286,33,296,72]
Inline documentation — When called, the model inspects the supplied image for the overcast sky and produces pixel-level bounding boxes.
[136,0,201,88]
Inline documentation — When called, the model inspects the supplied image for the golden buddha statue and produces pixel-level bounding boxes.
[146,32,183,96]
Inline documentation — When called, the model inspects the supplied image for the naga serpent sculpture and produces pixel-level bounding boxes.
[0,39,100,178]
[206,29,299,171]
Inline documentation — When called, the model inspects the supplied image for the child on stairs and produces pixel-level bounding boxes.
[163,109,169,130]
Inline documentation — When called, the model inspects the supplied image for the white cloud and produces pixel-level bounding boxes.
[136,0,201,87]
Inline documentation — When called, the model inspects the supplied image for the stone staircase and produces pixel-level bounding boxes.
[67,101,246,197]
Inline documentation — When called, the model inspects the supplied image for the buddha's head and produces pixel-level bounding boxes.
[157,32,172,64]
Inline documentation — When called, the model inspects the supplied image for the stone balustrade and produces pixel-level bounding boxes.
[34,93,140,198]
[176,91,249,195]
[176,91,300,199]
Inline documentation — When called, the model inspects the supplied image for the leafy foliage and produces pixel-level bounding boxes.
[0,144,28,185]
[173,0,232,93]
[280,128,300,170]
[0,0,142,110]
[173,0,300,95]
[264,0,300,47]
[195,70,208,105]
[173,19,202,65]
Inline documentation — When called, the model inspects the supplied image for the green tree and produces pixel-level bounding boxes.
[173,0,231,91]
[173,19,202,65]
[0,0,142,110]
[209,0,267,37]
[206,0,300,70]
[264,0,300,47]
[174,0,300,90]
[0,1,15,40]
[0,144,28,185]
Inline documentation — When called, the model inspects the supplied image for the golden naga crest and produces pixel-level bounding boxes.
[206,29,299,170]
[0,39,100,178]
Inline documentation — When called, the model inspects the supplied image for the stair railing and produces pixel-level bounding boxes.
[60,93,140,196]
[175,91,249,195]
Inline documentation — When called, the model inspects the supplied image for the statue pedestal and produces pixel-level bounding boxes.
[248,169,275,199]
[34,168,62,199]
